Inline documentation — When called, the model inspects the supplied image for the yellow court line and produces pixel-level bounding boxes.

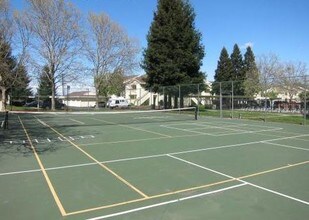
[18,116,67,216]
[65,159,308,216]
[65,178,236,216]
[89,117,172,138]
[34,116,148,199]
[238,160,309,180]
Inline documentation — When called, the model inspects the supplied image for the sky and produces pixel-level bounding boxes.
[11,0,309,81]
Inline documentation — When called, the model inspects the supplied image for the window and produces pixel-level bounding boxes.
[131,85,137,90]
[116,100,119,104]
[130,95,137,99]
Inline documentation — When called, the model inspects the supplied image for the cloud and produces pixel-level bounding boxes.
[241,42,254,49]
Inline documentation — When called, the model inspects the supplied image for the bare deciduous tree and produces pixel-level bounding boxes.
[0,0,11,41]
[277,62,307,102]
[256,54,284,109]
[84,12,139,106]
[257,54,283,94]
[21,0,82,110]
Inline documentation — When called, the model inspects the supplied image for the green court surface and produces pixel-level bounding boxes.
[0,110,308,220]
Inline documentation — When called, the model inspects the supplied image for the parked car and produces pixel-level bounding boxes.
[24,100,42,108]
[93,101,106,108]
[12,100,26,106]
[107,97,129,109]
[42,99,66,110]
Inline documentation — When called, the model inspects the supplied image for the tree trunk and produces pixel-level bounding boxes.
[152,95,156,109]
[168,95,172,109]
[174,94,178,108]
[51,81,56,110]
[180,95,184,108]
[164,94,167,109]
[95,90,100,109]
[0,87,7,111]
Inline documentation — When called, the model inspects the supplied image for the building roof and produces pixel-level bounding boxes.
[124,75,146,85]
[68,91,95,96]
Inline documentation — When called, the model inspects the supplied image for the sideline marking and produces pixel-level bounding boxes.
[2,133,309,177]
[168,155,309,206]
[69,118,85,125]
[238,161,309,179]
[261,141,309,151]
[35,116,148,199]
[65,159,308,216]
[86,183,247,220]
[66,178,237,216]
[18,116,67,216]
[161,123,283,137]
[90,117,172,138]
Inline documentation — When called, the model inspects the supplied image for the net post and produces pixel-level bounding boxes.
[195,106,198,120]
[4,111,9,129]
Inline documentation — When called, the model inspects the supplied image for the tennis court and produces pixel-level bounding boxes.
[0,108,308,220]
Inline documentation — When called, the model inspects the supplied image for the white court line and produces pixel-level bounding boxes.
[69,118,85,125]
[160,124,215,136]
[161,123,283,137]
[168,155,309,206]
[0,169,42,176]
[88,117,172,138]
[212,128,283,137]
[261,141,309,151]
[86,183,247,220]
[0,162,97,176]
[1,133,309,177]
[184,120,281,129]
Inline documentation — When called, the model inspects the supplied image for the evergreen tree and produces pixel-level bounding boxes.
[142,0,205,107]
[230,44,244,95]
[243,46,260,97]
[11,64,32,100]
[213,47,233,95]
[38,66,53,100]
[0,34,17,110]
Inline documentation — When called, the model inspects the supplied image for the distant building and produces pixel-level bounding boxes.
[65,90,96,108]
[124,75,154,106]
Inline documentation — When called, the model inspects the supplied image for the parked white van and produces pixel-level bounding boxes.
[107,97,129,108]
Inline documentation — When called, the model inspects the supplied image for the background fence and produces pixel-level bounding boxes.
[7,75,309,125]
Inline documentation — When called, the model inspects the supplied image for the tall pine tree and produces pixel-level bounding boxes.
[142,0,205,107]
[11,64,32,100]
[243,46,259,97]
[0,34,17,110]
[213,47,233,95]
[38,66,53,101]
[230,44,244,95]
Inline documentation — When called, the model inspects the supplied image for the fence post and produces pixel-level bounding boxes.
[197,83,200,116]
[163,87,165,109]
[37,88,40,111]
[304,76,307,126]
[220,82,222,118]
[231,81,234,118]
[179,84,181,111]
[87,88,90,111]
[67,85,70,111]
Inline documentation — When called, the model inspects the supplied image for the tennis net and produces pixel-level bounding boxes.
[9,107,197,126]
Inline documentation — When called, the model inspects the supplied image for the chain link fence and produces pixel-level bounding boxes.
[7,75,309,125]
